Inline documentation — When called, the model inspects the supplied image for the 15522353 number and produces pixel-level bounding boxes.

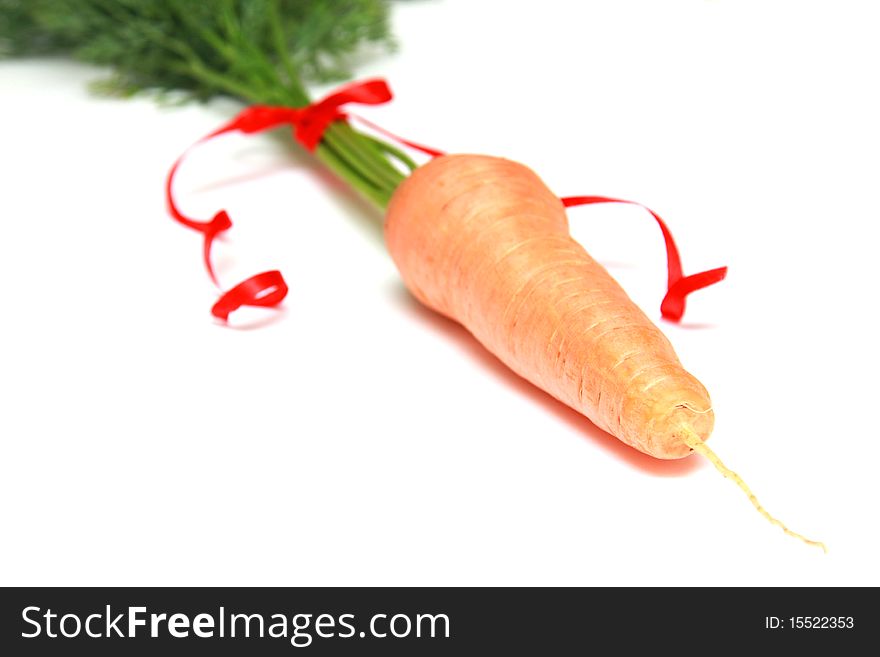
[790,617,854,629]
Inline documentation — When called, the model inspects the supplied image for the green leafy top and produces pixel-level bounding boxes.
[0,0,412,208]
[0,0,394,100]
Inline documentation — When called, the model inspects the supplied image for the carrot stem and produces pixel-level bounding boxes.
[360,133,419,173]
[168,2,406,212]
[312,142,390,208]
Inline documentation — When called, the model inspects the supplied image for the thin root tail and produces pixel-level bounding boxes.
[681,429,827,553]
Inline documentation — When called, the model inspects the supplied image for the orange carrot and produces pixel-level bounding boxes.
[387,154,709,459]
[386,153,825,550]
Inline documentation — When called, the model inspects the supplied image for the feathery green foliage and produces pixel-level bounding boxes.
[0,1,408,206]
[0,0,394,98]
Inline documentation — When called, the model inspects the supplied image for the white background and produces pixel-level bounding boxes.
[2,0,879,586]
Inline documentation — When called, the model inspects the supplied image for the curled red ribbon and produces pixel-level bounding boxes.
[167,78,433,321]
[169,77,722,324]
[210,270,289,322]
[560,196,727,322]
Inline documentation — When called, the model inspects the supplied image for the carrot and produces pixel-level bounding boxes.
[386,153,825,551]
[387,154,707,459]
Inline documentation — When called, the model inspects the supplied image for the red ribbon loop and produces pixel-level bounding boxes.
[211,270,289,322]
[560,196,727,322]
[166,78,441,321]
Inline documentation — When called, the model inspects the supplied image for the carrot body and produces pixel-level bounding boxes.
[385,154,713,459]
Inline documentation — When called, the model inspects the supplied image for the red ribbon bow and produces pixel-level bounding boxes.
[166,78,419,321]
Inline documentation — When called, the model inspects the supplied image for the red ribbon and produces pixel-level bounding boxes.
[560,196,727,321]
[167,78,439,321]
[168,76,722,324]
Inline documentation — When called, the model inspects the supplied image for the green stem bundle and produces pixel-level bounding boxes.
[177,0,409,209]
[1,0,409,207]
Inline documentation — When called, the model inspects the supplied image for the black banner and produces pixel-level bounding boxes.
[0,587,872,655]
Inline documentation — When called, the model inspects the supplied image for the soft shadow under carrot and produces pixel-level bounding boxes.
[391,284,701,478]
